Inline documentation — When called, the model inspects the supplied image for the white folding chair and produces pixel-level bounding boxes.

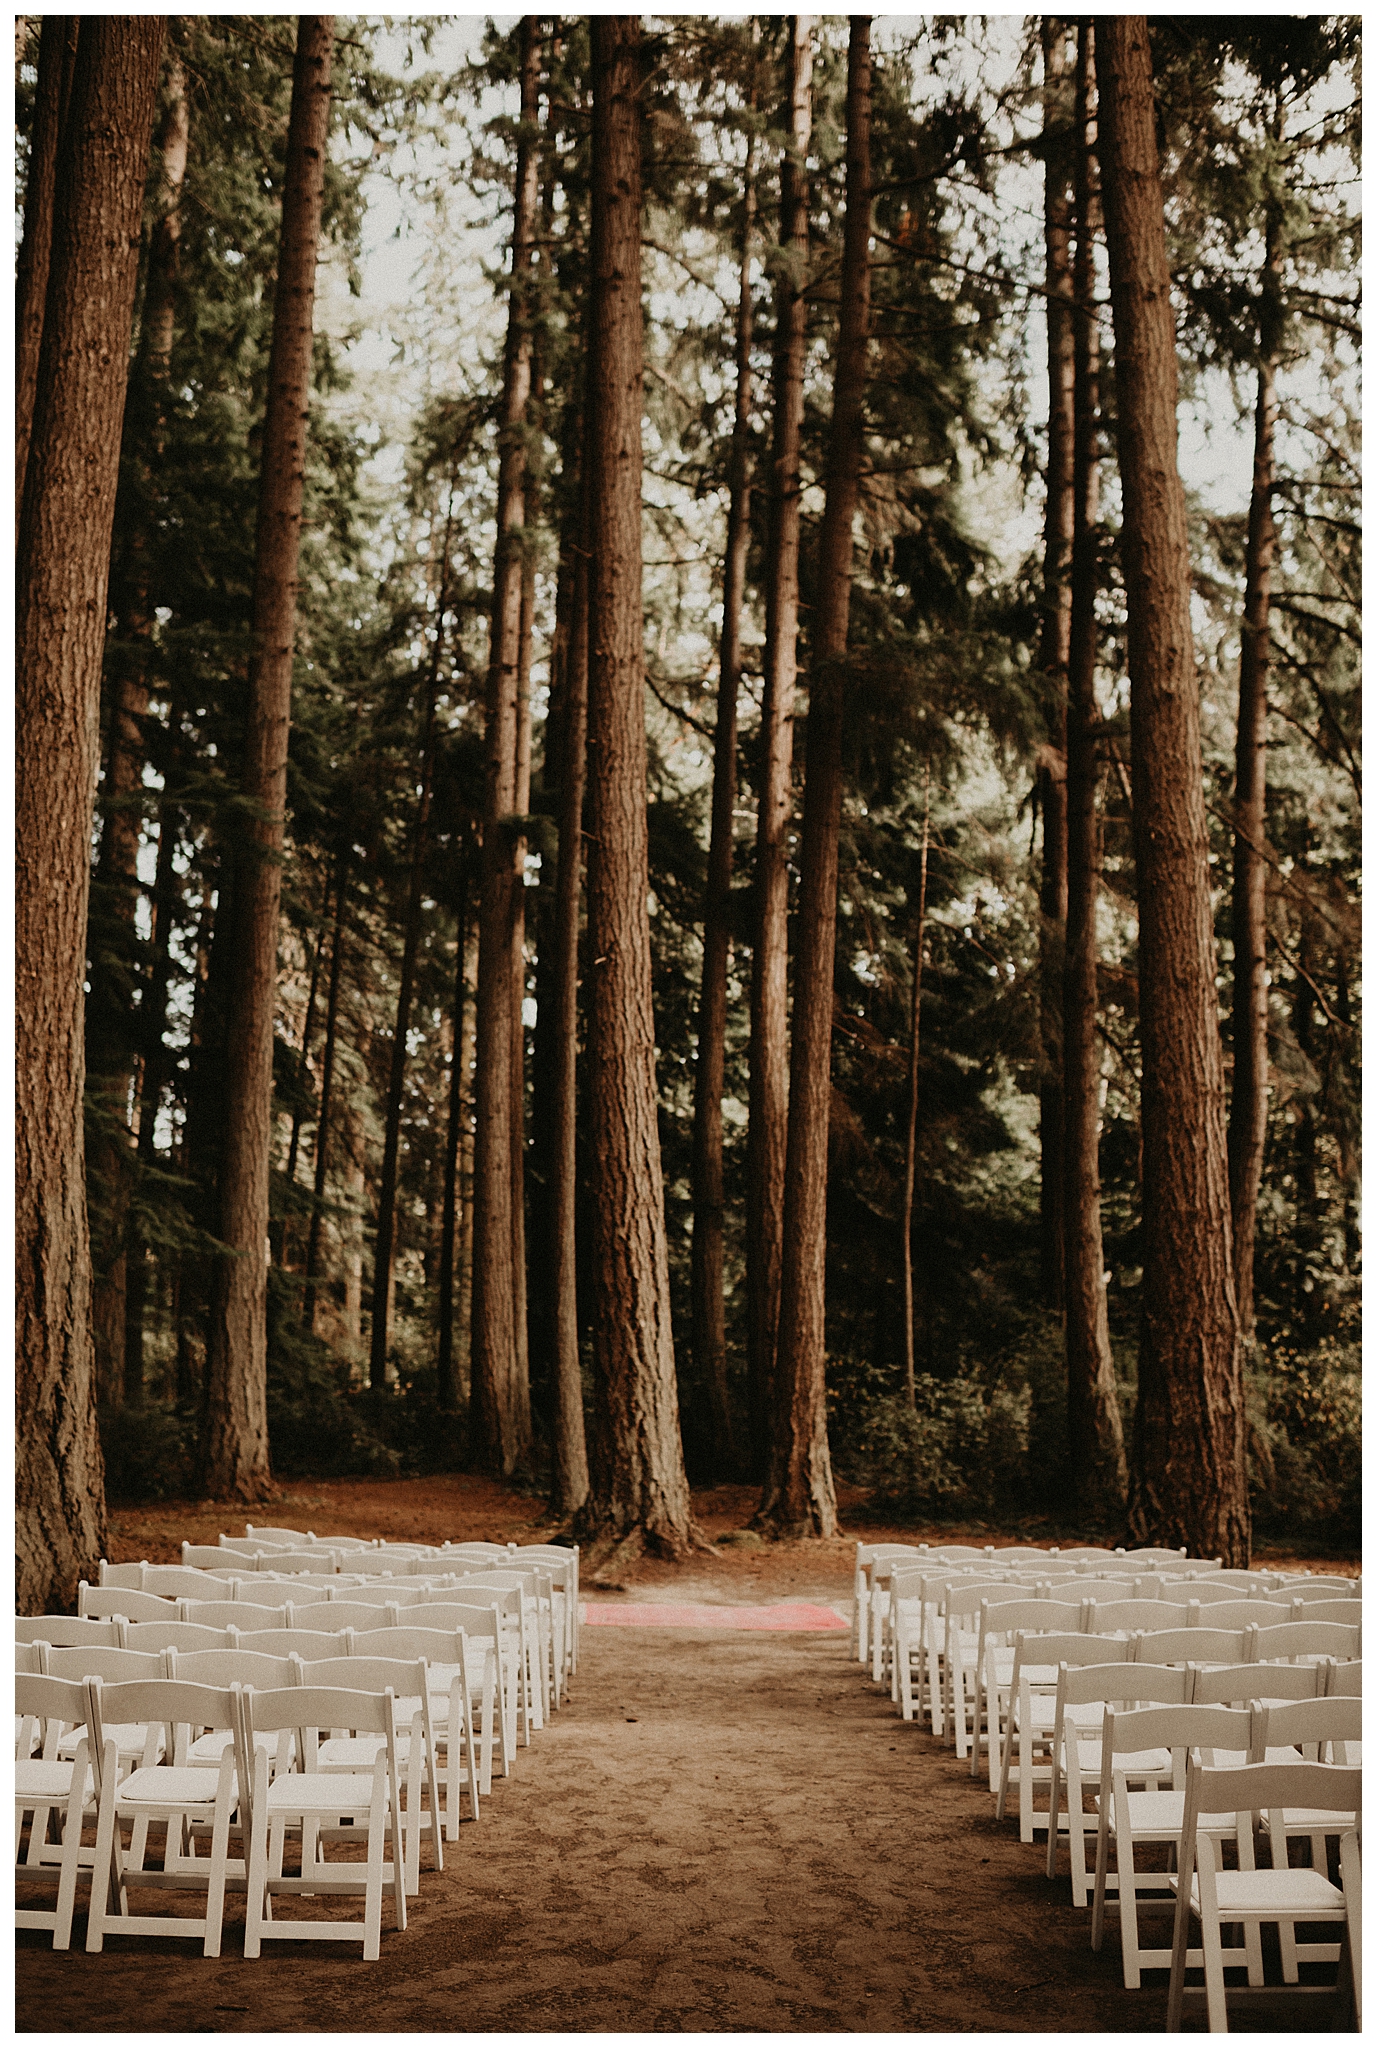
[1131,1625,1249,1670]
[852,1544,927,1665]
[996,1632,1130,1842]
[293,1654,441,1895]
[1085,1598,1196,1638]
[122,1621,234,1657]
[241,1684,407,1961]
[974,1598,1082,1785]
[1047,1661,1186,1907]
[1166,1759,1362,2031]
[453,1570,550,1730]
[1090,1700,1256,1988]
[1250,1619,1362,1667]
[15,1673,102,1950]
[78,1585,179,1623]
[412,1602,512,1782]
[1251,1695,1362,1885]
[142,1566,241,1602]
[356,1625,483,1835]
[84,1677,247,1957]
[513,1544,580,1694]
[1291,1598,1363,1628]
[97,1561,148,1589]
[18,1613,127,1648]
[1326,1659,1361,1698]
[180,1599,286,1631]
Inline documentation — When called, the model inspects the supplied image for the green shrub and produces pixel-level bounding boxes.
[1249,1336,1360,1551]
[99,1398,196,1502]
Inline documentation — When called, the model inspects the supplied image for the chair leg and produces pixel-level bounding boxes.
[242,1761,269,1960]
[1195,1840,1228,2033]
[84,1753,121,1956]
[202,1789,233,1959]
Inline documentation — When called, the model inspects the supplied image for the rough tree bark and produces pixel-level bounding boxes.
[901,779,930,1407]
[15,13,78,529]
[758,16,873,1540]
[16,15,165,1614]
[201,16,334,1499]
[1038,17,1075,1315]
[1227,217,1281,1344]
[303,860,348,1336]
[471,13,540,1476]
[690,112,756,1483]
[368,504,453,1385]
[438,854,472,1413]
[545,489,592,1522]
[577,16,698,1570]
[1098,16,1247,1565]
[1062,24,1126,1523]
[746,16,812,1480]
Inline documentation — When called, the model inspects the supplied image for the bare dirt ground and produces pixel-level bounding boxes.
[16,1476,1357,2033]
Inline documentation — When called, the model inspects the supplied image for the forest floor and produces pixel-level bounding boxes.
[16,1476,1356,2033]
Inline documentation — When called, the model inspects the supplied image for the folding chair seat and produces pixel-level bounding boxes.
[996,1632,1132,1841]
[123,1621,235,1657]
[18,1614,126,1649]
[1251,1696,1362,1884]
[1325,1659,1361,1698]
[1090,1700,1256,1988]
[292,1655,440,1895]
[180,1599,286,1630]
[1133,1625,1248,1671]
[1047,1662,1188,1907]
[357,1626,484,1833]
[410,1602,513,1781]
[241,1684,408,1960]
[84,1677,247,1957]
[1166,1759,1362,2030]
[1085,1599,1196,1638]
[1249,1619,1361,1667]
[15,1673,102,1950]
[973,1599,1083,1783]
[78,1584,180,1623]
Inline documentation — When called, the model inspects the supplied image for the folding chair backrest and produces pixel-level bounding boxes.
[243,1526,309,1545]
[412,1602,502,1646]
[1104,1698,1253,1763]
[946,1580,1037,1623]
[169,1647,297,1688]
[78,1585,178,1623]
[980,1599,1082,1641]
[1068,1577,1137,1602]
[232,1627,352,1657]
[46,1645,166,1685]
[181,1600,286,1630]
[1250,1619,1362,1665]
[1059,1659,1191,1709]
[17,1672,93,1756]
[1190,1660,1324,1707]
[97,1560,147,1589]
[987,1548,1059,1564]
[1013,1630,1130,1675]
[309,1601,400,1633]
[17,1613,125,1648]
[1121,1548,1189,1567]
[143,1566,240,1600]
[1253,1694,1362,1762]
[1181,1756,1361,1835]
[123,1620,235,1656]
[1062,1549,1124,1565]
[1292,1598,1364,1627]
[335,1584,424,1608]
[215,1537,265,1556]
[294,1654,428,1703]
[16,1641,45,1674]
[88,1675,243,1769]
[244,1683,393,1743]
[1133,1625,1247,1666]
[453,1570,540,1593]
[255,1551,333,1575]
[1275,1575,1360,1597]
[257,1581,332,1607]
[356,1625,466,1668]
[1326,1659,1361,1698]
[182,1544,239,1570]
[1086,1599,1196,1636]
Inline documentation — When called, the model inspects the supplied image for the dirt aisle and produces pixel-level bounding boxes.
[18,1613,1202,2034]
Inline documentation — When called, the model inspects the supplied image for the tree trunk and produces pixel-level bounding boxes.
[438,855,472,1412]
[758,16,872,1540]
[15,16,165,1614]
[1098,16,1247,1565]
[546,495,592,1521]
[368,505,453,1385]
[471,13,540,1476]
[901,780,930,1406]
[15,13,78,530]
[578,16,697,1569]
[691,122,756,1483]
[746,16,812,1481]
[202,16,334,1500]
[1227,222,1281,1345]
[1062,24,1126,1524]
[303,858,348,1336]
[1038,18,1075,1316]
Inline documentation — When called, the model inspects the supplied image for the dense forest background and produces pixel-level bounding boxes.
[18,16,1359,1570]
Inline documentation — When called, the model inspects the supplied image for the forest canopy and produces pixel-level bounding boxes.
[14,15,1360,1610]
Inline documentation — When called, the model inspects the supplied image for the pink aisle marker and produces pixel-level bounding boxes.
[581,1600,847,1631]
